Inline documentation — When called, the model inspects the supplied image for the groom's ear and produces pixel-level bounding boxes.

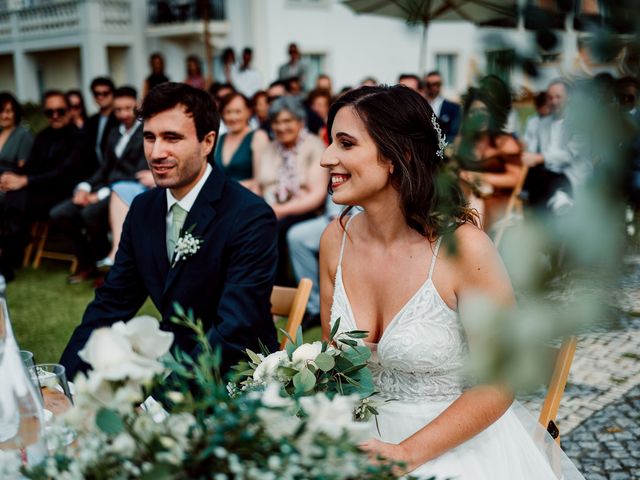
[201,131,216,158]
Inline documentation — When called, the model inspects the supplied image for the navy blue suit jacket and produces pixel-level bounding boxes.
[60,165,279,379]
[439,99,461,141]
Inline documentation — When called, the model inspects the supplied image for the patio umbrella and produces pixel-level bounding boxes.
[342,0,518,74]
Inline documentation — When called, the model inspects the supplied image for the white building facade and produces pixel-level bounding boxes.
[0,0,626,111]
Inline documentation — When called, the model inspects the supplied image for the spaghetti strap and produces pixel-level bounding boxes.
[428,237,443,280]
[337,212,359,267]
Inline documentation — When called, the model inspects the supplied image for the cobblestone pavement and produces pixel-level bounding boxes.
[520,255,640,479]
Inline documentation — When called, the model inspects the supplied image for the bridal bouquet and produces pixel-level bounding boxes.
[229,319,381,421]
[18,309,403,479]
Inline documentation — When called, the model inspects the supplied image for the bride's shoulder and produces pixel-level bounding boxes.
[320,216,347,256]
[444,222,500,269]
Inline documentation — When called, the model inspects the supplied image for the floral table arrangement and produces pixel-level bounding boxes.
[229,319,383,423]
[10,308,416,479]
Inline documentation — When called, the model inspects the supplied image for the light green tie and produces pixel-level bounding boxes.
[167,203,189,260]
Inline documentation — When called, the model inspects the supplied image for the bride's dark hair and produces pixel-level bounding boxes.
[327,85,478,239]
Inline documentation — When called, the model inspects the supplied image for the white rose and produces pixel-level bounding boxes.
[78,328,165,382]
[112,316,174,359]
[291,341,323,367]
[260,383,295,409]
[253,350,289,382]
[299,393,366,440]
[257,407,302,439]
[112,433,136,454]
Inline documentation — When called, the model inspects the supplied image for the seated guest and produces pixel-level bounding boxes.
[523,91,550,150]
[306,88,332,144]
[65,90,88,130]
[258,96,328,283]
[455,76,522,231]
[214,92,269,193]
[251,90,269,126]
[0,92,34,283]
[86,77,119,170]
[96,170,156,269]
[522,79,592,212]
[50,86,145,283]
[398,73,421,92]
[60,82,278,380]
[315,74,333,97]
[233,47,262,98]
[0,90,87,221]
[424,70,461,141]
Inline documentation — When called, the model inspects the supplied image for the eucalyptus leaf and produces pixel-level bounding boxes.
[329,317,341,341]
[339,338,358,347]
[314,352,335,372]
[293,367,316,393]
[95,408,124,435]
[246,349,262,365]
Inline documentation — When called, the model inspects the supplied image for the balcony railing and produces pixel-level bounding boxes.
[148,0,225,25]
[0,0,132,42]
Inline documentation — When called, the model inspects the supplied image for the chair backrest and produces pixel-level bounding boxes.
[271,278,313,350]
[538,336,578,445]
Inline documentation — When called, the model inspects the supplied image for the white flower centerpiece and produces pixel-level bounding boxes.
[229,318,383,422]
[18,308,408,479]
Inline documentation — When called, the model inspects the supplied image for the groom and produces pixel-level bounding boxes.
[60,83,279,379]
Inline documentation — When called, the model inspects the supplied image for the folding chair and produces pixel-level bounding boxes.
[28,221,78,274]
[538,336,578,445]
[270,278,313,350]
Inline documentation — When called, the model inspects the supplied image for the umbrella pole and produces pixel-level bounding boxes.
[418,21,429,77]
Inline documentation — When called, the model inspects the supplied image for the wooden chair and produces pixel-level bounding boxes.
[271,278,313,350]
[493,165,529,248]
[538,336,578,445]
[25,221,78,274]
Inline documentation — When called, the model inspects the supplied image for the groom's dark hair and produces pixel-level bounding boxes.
[138,82,220,146]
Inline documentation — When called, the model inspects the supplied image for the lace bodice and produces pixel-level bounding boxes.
[330,215,470,402]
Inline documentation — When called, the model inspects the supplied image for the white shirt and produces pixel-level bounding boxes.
[428,95,445,118]
[529,114,592,190]
[76,120,141,201]
[114,121,141,159]
[233,67,263,98]
[165,162,212,245]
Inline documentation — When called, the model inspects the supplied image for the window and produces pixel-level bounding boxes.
[486,49,514,85]
[435,53,458,89]
[302,53,326,91]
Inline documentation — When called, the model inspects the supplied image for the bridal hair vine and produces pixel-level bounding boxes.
[431,112,447,159]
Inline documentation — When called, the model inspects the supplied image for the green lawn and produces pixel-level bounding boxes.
[7,261,320,365]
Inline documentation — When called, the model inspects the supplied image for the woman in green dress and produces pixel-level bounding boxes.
[214,92,268,193]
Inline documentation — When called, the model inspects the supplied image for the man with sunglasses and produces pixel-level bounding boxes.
[424,70,461,141]
[0,90,87,221]
[86,77,118,167]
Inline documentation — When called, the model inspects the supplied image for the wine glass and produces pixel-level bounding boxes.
[20,350,35,370]
[29,364,75,448]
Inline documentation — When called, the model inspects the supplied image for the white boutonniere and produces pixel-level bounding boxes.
[172,224,203,268]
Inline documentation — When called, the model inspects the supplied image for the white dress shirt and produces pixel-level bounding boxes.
[428,95,445,118]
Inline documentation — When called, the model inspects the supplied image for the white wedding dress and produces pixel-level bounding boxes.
[330,216,584,479]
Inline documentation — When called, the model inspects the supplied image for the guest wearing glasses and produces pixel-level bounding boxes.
[65,90,88,130]
[258,96,327,283]
[86,77,118,170]
[0,91,87,222]
[424,70,461,141]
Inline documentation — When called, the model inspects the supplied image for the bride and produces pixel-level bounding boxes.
[318,85,584,479]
